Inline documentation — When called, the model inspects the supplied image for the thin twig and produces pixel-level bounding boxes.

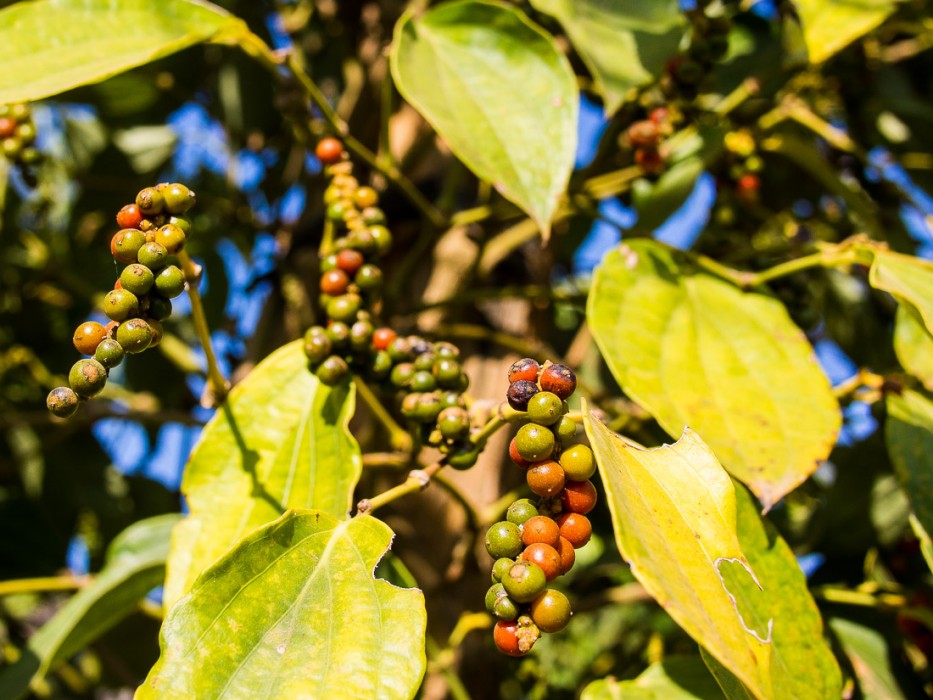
[177,250,228,406]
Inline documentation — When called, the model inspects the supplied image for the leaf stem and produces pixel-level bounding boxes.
[470,403,523,448]
[177,250,228,406]
[356,462,442,515]
[352,375,413,453]
[0,575,90,596]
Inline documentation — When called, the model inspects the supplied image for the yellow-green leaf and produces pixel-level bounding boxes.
[584,410,841,699]
[581,656,723,699]
[587,240,840,509]
[886,388,933,536]
[791,0,897,64]
[829,617,908,699]
[138,511,426,700]
[390,0,577,239]
[528,0,684,116]
[894,305,933,391]
[163,340,360,608]
[0,0,247,104]
[868,248,933,335]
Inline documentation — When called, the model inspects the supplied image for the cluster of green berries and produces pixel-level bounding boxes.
[45,183,196,418]
[486,359,597,656]
[304,138,479,464]
[624,106,675,176]
[0,103,40,167]
[661,6,732,98]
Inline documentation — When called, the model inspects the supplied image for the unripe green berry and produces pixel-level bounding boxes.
[556,415,577,441]
[559,443,596,481]
[485,583,507,614]
[526,391,564,426]
[493,595,520,621]
[47,386,79,418]
[390,362,415,389]
[167,215,192,236]
[437,406,470,440]
[361,207,386,226]
[485,521,523,559]
[154,265,185,298]
[136,187,165,215]
[492,557,515,583]
[412,393,443,423]
[367,225,392,256]
[161,183,196,214]
[506,499,539,526]
[355,264,383,292]
[111,228,147,264]
[433,358,462,389]
[103,289,139,322]
[304,329,333,364]
[410,370,436,392]
[317,355,350,386]
[69,358,108,398]
[116,318,153,354]
[154,224,186,254]
[502,561,547,603]
[148,296,173,321]
[349,320,374,353]
[137,241,169,270]
[327,294,362,323]
[326,199,351,222]
[94,338,125,369]
[386,337,414,363]
[515,423,556,462]
[447,443,480,470]
[368,350,392,380]
[434,342,460,359]
[119,264,155,296]
[326,322,350,349]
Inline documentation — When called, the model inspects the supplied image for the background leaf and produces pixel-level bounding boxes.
[163,340,360,608]
[138,511,426,700]
[0,0,245,104]
[0,515,180,700]
[390,0,577,238]
[886,388,933,535]
[587,240,840,509]
[867,248,933,335]
[529,0,684,116]
[893,305,933,391]
[790,0,897,64]
[829,618,908,699]
[581,656,724,699]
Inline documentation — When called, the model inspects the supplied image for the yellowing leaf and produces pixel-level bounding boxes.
[584,409,841,699]
[791,0,897,64]
[138,511,426,700]
[164,340,360,608]
[587,240,840,509]
[894,305,933,391]
[868,248,933,335]
[0,0,246,104]
[390,0,577,239]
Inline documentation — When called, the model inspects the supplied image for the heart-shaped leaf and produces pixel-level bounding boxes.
[0,515,180,700]
[790,0,897,64]
[529,0,684,116]
[0,0,246,104]
[164,340,360,608]
[391,0,577,239]
[584,409,841,699]
[587,240,840,509]
[138,511,426,700]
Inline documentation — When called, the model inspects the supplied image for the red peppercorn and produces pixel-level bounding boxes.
[508,357,540,384]
[116,203,144,230]
[320,269,350,296]
[539,364,576,400]
[335,249,364,276]
[316,137,345,165]
[372,327,397,351]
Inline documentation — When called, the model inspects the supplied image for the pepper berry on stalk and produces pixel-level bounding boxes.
[46,182,197,418]
[485,358,597,655]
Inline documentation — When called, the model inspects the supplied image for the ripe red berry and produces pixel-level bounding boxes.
[556,512,592,548]
[320,269,350,296]
[635,148,664,175]
[372,327,397,351]
[508,437,533,470]
[561,480,597,515]
[0,117,16,139]
[508,357,540,384]
[316,137,344,165]
[335,249,364,276]
[521,516,561,548]
[539,364,576,400]
[557,536,575,573]
[527,459,565,498]
[649,107,670,125]
[116,204,144,229]
[627,120,661,148]
[73,321,108,355]
[493,620,527,657]
[521,543,563,581]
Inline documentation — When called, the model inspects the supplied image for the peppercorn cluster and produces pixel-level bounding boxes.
[486,359,597,656]
[0,103,40,168]
[304,138,479,466]
[624,106,676,176]
[662,4,733,100]
[45,183,197,418]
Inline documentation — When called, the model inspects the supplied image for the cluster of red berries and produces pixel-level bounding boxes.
[624,107,676,176]
[486,359,597,656]
[46,184,196,418]
[305,138,478,465]
[0,103,40,167]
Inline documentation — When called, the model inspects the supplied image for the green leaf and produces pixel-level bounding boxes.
[791,0,897,64]
[138,511,426,700]
[867,248,933,335]
[829,617,907,699]
[909,514,933,574]
[529,0,684,116]
[587,240,841,509]
[581,656,723,699]
[390,0,577,239]
[583,411,841,699]
[0,514,180,700]
[163,340,360,609]
[631,157,705,232]
[886,388,933,536]
[894,305,933,391]
[0,0,247,104]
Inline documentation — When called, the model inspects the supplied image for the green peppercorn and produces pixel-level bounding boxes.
[349,319,374,353]
[447,442,481,470]
[368,350,393,380]
[119,263,155,296]
[326,199,351,222]
[326,293,362,324]
[410,370,437,392]
[317,355,350,386]
[506,499,539,526]
[304,330,333,364]
[361,206,386,226]
[433,358,463,389]
[326,322,350,349]
[412,393,443,423]
[167,215,192,236]
[560,443,596,481]
[526,391,564,426]
[154,224,186,254]
[502,562,547,603]
[494,595,520,621]
[47,386,79,418]
[437,406,470,440]
[320,254,339,272]
[347,229,378,255]
[438,391,465,409]
[136,187,165,215]
[94,338,125,369]
[154,265,186,298]
[161,183,196,214]
[103,289,140,322]
[515,423,556,462]
[390,362,415,389]
[137,241,169,270]
[115,318,153,354]
[485,583,507,614]
[485,521,523,559]
[386,337,414,363]
[368,225,393,256]
[111,229,147,264]
[15,122,36,144]
[492,557,515,583]
[69,358,108,398]
[400,392,423,420]
[556,415,577,441]
[434,342,460,359]
[148,296,173,321]
[354,264,383,292]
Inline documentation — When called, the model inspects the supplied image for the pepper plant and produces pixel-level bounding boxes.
[0,0,932,698]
